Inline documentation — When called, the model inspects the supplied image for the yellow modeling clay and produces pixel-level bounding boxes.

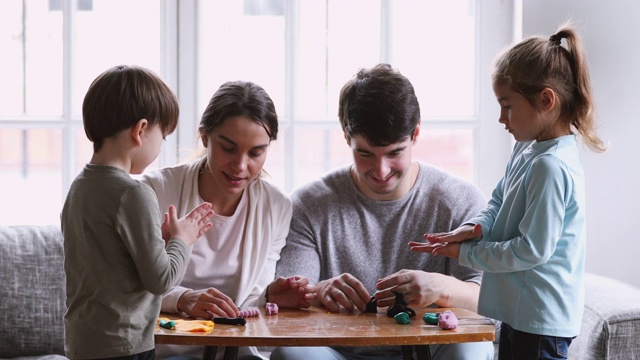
[157,317,215,332]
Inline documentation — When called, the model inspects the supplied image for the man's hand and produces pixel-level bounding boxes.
[374,269,480,311]
[315,273,371,313]
[267,276,317,309]
[374,269,450,308]
[177,288,239,319]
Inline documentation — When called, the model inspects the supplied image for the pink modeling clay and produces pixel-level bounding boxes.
[437,310,458,330]
[265,302,279,315]
[238,308,260,318]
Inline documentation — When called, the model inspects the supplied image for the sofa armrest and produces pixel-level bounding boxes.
[568,273,640,360]
[0,225,66,358]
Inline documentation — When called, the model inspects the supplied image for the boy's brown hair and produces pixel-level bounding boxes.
[82,65,179,152]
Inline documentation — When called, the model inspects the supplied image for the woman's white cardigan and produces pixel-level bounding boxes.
[141,157,292,359]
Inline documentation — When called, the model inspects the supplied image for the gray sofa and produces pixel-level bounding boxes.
[0,225,66,359]
[1,224,640,359]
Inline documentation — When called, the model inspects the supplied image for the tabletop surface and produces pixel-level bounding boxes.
[155,306,496,347]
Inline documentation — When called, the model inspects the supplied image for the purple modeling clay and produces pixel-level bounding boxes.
[265,302,279,315]
[437,310,458,330]
[238,308,260,318]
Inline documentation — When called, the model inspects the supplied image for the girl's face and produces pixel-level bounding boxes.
[493,82,561,142]
[201,116,271,196]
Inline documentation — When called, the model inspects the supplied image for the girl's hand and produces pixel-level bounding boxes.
[409,224,480,256]
[431,242,462,259]
[408,241,462,258]
[425,224,482,244]
[267,276,318,309]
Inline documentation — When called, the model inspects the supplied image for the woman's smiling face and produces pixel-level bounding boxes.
[201,115,271,196]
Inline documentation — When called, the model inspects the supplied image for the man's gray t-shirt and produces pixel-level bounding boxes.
[276,162,487,357]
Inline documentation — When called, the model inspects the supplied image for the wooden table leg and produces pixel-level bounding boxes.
[203,346,218,360]
[202,346,239,360]
[401,345,415,360]
[414,345,431,360]
[223,346,239,360]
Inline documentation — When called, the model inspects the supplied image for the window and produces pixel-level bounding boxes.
[0,0,512,226]
[0,0,168,225]
[193,1,510,192]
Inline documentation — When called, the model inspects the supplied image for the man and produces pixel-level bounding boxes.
[272,64,494,360]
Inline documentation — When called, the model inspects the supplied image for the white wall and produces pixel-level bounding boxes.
[522,0,640,288]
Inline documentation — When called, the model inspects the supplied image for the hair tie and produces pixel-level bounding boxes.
[549,34,562,46]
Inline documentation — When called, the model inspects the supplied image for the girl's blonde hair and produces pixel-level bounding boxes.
[492,22,606,152]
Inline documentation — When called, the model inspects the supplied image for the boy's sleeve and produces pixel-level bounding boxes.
[116,183,190,295]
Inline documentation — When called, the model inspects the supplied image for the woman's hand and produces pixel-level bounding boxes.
[177,288,239,318]
[267,276,317,309]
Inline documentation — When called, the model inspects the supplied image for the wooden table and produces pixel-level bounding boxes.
[155,307,495,360]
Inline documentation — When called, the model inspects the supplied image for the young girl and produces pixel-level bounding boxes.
[409,24,606,360]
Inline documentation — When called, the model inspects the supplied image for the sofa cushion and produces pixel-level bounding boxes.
[569,273,640,359]
[0,225,66,357]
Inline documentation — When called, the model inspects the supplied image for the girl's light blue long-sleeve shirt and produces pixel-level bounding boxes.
[459,134,586,337]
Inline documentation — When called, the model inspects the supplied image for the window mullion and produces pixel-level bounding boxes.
[160,0,179,166]
[475,0,514,196]
[61,0,77,201]
[176,0,200,163]
[284,0,299,193]
[380,0,392,64]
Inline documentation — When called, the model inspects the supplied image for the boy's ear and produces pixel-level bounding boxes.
[131,119,149,146]
[539,88,556,112]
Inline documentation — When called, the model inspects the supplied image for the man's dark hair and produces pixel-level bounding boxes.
[338,63,420,146]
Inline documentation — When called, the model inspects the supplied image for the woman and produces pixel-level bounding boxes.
[142,81,315,359]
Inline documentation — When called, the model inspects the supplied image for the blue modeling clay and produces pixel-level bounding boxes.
[159,319,175,329]
[394,311,411,324]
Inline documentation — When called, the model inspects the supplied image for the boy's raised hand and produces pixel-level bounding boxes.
[165,203,214,246]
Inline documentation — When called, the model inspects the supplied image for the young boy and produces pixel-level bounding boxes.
[61,65,214,359]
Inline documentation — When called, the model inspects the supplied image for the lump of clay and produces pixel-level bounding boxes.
[386,291,416,318]
[265,302,279,315]
[422,312,439,325]
[437,310,458,330]
[364,296,378,313]
[238,308,260,318]
[394,312,411,324]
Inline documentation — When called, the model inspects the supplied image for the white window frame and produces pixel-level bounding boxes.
[0,0,517,226]
[174,0,515,196]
